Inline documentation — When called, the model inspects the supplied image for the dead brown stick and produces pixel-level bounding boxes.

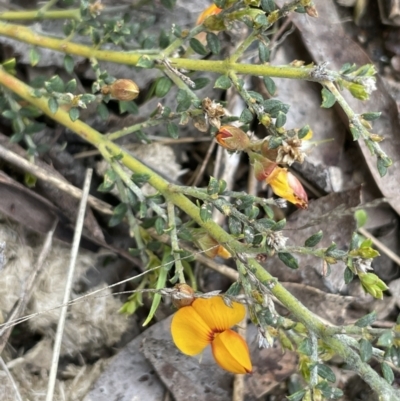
[0,143,113,216]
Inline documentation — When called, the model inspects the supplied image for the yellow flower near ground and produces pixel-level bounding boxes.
[171,296,252,374]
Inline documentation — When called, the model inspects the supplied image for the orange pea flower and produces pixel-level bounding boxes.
[266,167,308,209]
[249,152,308,209]
[197,4,222,25]
[171,296,252,374]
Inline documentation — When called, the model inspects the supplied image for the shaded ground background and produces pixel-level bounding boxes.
[0,0,399,400]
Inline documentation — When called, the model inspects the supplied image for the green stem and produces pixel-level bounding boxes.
[107,116,176,141]
[229,29,259,63]
[0,8,81,21]
[323,81,388,162]
[113,169,147,264]
[167,202,185,283]
[0,21,318,80]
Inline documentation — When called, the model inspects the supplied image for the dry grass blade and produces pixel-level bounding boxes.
[46,168,93,401]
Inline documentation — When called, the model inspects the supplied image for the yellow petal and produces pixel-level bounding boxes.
[171,305,212,356]
[192,297,245,332]
[211,329,252,374]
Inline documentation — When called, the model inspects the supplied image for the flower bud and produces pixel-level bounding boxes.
[197,4,222,25]
[215,125,250,151]
[102,79,140,101]
[172,283,195,309]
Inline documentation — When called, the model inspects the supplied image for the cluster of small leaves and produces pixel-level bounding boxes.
[64,0,163,50]
[198,177,289,250]
[31,74,96,121]
[354,311,400,385]
[98,166,166,230]
[322,63,392,177]
[0,59,46,156]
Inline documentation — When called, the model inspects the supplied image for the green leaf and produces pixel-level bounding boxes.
[48,97,59,114]
[258,41,270,63]
[69,107,80,121]
[239,108,253,124]
[143,253,170,326]
[29,47,41,67]
[200,203,212,222]
[243,225,255,243]
[354,209,368,228]
[97,103,109,121]
[189,38,208,56]
[316,364,336,383]
[167,122,179,138]
[261,0,276,12]
[119,100,138,114]
[214,75,231,89]
[377,330,393,347]
[155,216,166,235]
[257,218,275,230]
[65,79,77,93]
[275,111,286,128]
[359,338,373,362]
[228,216,242,236]
[344,267,354,284]
[263,99,290,117]
[206,32,221,54]
[355,311,377,327]
[278,252,298,269]
[321,87,336,108]
[298,338,312,355]
[226,281,242,296]
[97,169,117,192]
[271,219,286,231]
[305,231,323,247]
[63,54,75,74]
[286,390,306,401]
[263,76,276,96]
[155,77,173,98]
[298,125,311,139]
[377,156,388,177]
[48,75,65,93]
[192,77,210,90]
[207,176,219,196]
[361,111,381,121]
[381,362,394,384]
[176,89,191,112]
[108,203,128,227]
[137,56,154,68]
[2,110,16,119]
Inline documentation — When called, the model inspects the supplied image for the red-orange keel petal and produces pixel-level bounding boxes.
[191,297,245,333]
[171,305,212,356]
[211,329,252,374]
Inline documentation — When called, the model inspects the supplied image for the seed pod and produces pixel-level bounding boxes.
[172,283,195,308]
[102,79,139,101]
